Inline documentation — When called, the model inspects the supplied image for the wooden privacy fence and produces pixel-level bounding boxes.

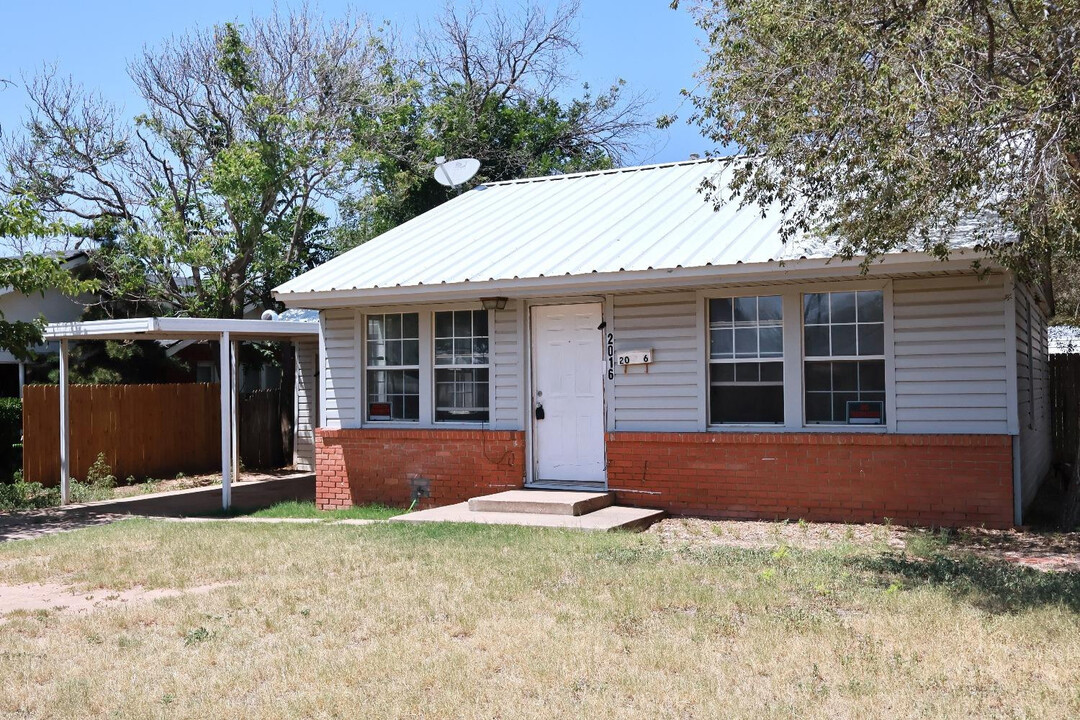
[22,383,222,486]
[1050,354,1080,465]
[239,389,284,470]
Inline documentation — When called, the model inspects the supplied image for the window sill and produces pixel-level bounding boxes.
[707,424,888,434]
[358,420,496,430]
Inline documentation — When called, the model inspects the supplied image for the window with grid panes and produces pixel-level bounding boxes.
[365,313,420,421]
[708,295,784,424]
[434,309,490,422]
[802,290,885,424]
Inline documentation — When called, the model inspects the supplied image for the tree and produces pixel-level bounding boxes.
[0,194,96,359]
[681,0,1080,527]
[337,0,652,246]
[4,7,384,318]
[679,0,1080,320]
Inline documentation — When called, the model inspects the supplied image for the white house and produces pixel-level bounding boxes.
[275,159,1053,528]
[0,251,94,397]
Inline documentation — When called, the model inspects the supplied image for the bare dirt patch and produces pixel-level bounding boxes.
[647,517,907,552]
[647,517,1080,572]
[0,581,231,619]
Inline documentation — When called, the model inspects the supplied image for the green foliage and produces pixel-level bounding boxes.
[5,3,647,314]
[0,398,22,480]
[0,196,97,359]
[0,473,60,510]
[85,452,116,490]
[684,0,1080,311]
[337,4,647,248]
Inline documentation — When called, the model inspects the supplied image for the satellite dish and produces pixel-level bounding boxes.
[433,156,481,188]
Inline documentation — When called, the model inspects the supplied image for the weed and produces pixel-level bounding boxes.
[85,453,116,489]
[183,627,213,646]
[0,479,61,510]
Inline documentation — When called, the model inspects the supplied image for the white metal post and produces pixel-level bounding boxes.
[219,332,232,510]
[230,338,239,486]
[17,361,24,400]
[58,340,70,504]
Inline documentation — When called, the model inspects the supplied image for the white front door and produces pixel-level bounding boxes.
[530,303,606,483]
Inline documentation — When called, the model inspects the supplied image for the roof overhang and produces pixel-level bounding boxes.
[275,252,998,309]
[43,317,320,342]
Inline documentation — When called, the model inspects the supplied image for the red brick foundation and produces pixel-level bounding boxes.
[606,432,1014,528]
[315,428,525,510]
[315,428,1014,528]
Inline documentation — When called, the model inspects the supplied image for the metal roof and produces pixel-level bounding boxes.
[274,159,830,297]
[274,158,994,305]
[44,317,320,342]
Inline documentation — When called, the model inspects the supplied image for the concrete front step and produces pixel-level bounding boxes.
[468,490,614,516]
[389,503,665,532]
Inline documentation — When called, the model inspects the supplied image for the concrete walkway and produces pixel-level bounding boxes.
[0,473,315,542]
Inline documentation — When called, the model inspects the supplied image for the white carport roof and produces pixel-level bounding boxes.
[274,158,986,306]
[43,317,319,511]
[43,316,318,342]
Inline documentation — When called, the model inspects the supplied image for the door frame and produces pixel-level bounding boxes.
[524,297,608,488]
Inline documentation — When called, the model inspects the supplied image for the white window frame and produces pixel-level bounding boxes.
[801,287,888,426]
[356,303,493,429]
[699,279,894,433]
[706,294,786,426]
[363,311,422,424]
[433,308,492,424]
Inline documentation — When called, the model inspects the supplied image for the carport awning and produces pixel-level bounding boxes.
[42,317,320,511]
[44,316,318,342]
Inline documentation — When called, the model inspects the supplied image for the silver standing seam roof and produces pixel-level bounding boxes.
[275,159,829,299]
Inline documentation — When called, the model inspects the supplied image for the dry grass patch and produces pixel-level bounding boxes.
[0,519,1078,718]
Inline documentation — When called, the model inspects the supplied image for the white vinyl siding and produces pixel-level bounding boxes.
[293,339,318,470]
[321,308,358,428]
[313,271,1023,437]
[892,274,1011,434]
[611,291,703,431]
[492,301,524,430]
[1016,283,1053,509]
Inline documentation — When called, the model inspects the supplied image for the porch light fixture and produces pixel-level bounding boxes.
[480,297,508,311]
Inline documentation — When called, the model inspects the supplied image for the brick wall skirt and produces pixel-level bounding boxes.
[315,428,525,510]
[316,428,1014,528]
[607,432,1014,528]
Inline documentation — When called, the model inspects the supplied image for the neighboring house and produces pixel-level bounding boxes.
[274,159,1053,528]
[0,251,94,397]
[1049,325,1080,355]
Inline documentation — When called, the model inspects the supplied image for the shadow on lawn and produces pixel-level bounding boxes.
[855,552,1080,615]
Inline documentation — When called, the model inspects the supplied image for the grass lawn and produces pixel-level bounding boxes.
[0,519,1078,718]
[246,500,402,520]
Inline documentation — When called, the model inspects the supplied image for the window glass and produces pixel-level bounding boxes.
[434,309,490,422]
[366,313,420,421]
[803,290,886,424]
[709,296,784,424]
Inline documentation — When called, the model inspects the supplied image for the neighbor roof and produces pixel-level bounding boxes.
[274,160,829,297]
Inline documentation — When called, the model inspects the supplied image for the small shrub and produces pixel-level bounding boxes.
[85,453,116,490]
[0,479,60,510]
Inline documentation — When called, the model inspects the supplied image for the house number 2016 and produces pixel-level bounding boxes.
[618,353,649,365]
[606,333,615,380]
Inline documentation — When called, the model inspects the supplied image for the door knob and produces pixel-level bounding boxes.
[535,403,545,420]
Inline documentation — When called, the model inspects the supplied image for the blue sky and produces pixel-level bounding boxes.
[0,0,711,166]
